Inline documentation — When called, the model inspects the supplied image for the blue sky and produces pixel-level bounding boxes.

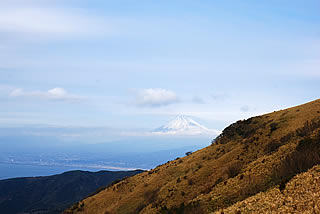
[0,0,319,137]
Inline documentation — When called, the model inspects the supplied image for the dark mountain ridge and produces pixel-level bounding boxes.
[0,169,143,214]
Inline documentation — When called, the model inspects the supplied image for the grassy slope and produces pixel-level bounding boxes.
[66,99,320,214]
[213,165,320,213]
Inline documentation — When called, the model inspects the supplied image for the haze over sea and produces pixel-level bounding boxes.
[0,131,212,179]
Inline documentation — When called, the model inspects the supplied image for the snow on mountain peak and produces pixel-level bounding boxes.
[152,115,220,136]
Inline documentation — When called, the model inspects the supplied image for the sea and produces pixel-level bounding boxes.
[0,163,106,180]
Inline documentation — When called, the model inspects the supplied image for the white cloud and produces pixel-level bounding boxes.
[9,87,83,101]
[120,129,220,137]
[0,7,111,40]
[150,129,221,137]
[134,88,179,107]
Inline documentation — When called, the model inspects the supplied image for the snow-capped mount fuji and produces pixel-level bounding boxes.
[152,116,220,136]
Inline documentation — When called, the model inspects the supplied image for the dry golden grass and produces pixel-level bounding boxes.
[213,165,320,214]
[64,99,320,214]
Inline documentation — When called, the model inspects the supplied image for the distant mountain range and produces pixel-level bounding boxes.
[0,169,143,214]
[152,115,220,136]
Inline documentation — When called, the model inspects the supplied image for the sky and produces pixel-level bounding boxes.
[0,0,319,139]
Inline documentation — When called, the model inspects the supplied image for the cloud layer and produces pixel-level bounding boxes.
[0,7,110,40]
[9,87,83,101]
[134,88,179,107]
